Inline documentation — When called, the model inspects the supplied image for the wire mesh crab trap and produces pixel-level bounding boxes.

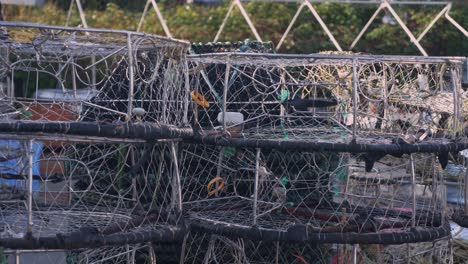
[0,22,192,251]
[181,232,452,264]
[180,52,468,245]
[187,53,467,159]
[180,144,450,244]
[181,232,332,264]
[0,135,187,250]
[0,21,190,126]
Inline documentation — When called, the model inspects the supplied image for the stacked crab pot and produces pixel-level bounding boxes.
[0,22,191,263]
[178,52,466,263]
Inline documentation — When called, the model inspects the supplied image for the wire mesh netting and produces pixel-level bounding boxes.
[0,23,190,251]
[0,21,466,263]
[187,53,466,155]
[181,232,452,264]
[179,52,468,245]
[0,22,190,126]
[180,144,450,244]
[0,136,186,249]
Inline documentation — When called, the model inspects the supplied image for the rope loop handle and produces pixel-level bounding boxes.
[207,176,225,196]
[191,91,210,108]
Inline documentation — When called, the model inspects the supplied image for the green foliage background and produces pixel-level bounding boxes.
[1,0,467,55]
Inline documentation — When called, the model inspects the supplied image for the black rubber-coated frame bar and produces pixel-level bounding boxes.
[0,225,188,250]
[190,219,451,244]
[1,218,448,249]
[0,121,193,140]
[192,135,468,154]
[452,212,468,228]
[1,121,466,154]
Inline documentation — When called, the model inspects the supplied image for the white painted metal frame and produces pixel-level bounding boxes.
[137,0,173,38]
[62,0,468,55]
[416,2,468,42]
[276,0,342,51]
[350,1,467,56]
[350,1,428,56]
[215,0,466,56]
[65,0,88,28]
[65,0,173,38]
[214,0,263,42]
